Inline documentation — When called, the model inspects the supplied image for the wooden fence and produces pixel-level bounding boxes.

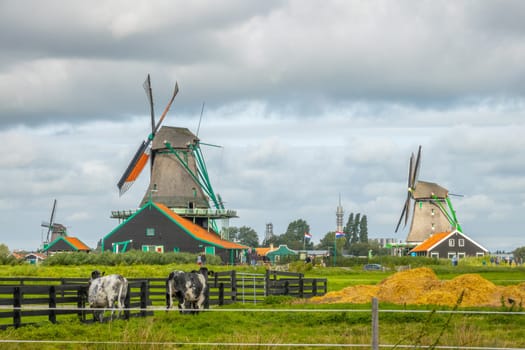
[0,270,326,328]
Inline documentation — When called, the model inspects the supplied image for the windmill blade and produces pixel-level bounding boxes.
[395,194,410,232]
[143,74,155,134]
[411,145,422,187]
[408,152,414,190]
[152,82,179,135]
[116,81,179,196]
[196,101,205,137]
[46,199,57,242]
[117,140,151,196]
[143,74,155,171]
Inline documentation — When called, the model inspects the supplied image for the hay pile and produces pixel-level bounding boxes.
[309,267,525,307]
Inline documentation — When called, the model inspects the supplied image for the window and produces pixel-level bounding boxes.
[173,247,180,253]
[449,239,455,247]
[430,252,439,259]
[458,239,465,247]
[146,228,155,236]
[448,252,456,259]
[458,253,466,259]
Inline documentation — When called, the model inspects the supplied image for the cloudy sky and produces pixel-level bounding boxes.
[1,1,524,252]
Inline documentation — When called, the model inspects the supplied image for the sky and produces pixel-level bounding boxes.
[1,1,524,252]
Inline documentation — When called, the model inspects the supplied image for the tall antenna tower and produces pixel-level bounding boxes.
[336,194,344,233]
[264,223,274,243]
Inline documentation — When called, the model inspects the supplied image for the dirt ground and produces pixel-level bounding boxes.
[308,267,525,307]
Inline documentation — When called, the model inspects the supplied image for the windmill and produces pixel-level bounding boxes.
[114,75,236,235]
[395,145,462,243]
[41,199,67,247]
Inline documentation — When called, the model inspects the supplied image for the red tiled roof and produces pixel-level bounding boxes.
[154,203,247,250]
[64,237,90,251]
[410,232,451,252]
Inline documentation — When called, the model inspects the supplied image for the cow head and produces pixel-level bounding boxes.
[90,270,106,281]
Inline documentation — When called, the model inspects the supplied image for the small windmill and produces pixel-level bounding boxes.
[395,146,462,243]
[41,199,67,247]
[115,75,236,235]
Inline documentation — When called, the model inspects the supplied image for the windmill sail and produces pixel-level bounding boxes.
[117,140,151,196]
[117,79,179,196]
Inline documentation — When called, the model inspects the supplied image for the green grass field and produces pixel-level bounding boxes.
[0,263,524,349]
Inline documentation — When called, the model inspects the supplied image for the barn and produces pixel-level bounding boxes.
[409,230,488,259]
[102,201,247,264]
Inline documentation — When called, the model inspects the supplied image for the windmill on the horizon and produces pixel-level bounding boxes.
[41,199,67,249]
[395,146,463,244]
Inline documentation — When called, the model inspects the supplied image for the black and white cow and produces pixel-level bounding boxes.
[88,270,128,322]
[166,268,209,314]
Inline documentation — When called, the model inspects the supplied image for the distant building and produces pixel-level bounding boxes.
[410,230,488,259]
[43,237,91,254]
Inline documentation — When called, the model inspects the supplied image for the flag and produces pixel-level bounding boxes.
[304,232,312,239]
[335,231,345,238]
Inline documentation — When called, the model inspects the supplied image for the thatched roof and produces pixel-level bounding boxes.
[412,180,448,199]
[152,126,198,150]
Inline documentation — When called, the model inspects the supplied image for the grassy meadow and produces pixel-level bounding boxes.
[0,258,524,349]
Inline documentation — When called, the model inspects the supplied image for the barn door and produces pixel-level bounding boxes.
[205,246,215,255]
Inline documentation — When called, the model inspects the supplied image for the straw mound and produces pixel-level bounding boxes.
[308,267,525,307]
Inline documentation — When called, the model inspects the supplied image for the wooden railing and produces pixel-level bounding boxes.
[0,271,326,328]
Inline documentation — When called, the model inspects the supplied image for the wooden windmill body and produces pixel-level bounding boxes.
[140,126,209,209]
[396,146,461,244]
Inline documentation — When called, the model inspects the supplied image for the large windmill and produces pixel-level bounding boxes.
[113,75,236,235]
[395,146,462,243]
[41,199,67,248]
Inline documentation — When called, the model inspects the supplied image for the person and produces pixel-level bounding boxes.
[201,253,206,266]
[197,254,202,266]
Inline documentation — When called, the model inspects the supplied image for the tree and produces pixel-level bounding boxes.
[224,226,259,247]
[359,215,368,243]
[352,213,361,244]
[279,219,311,250]
[513,246,525,262]
[344,213,354,249]
[237,226,260,248]
[0,244,9,259]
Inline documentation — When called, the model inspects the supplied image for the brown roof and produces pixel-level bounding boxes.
[410,232,451,252]
[154,202,247,250]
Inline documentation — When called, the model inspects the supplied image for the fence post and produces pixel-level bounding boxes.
[140,281,148,318]
[299,277,304,298]
[13,286,21,328]
[371,297,379,350]
[284,281,289,295]
[218,282,224,306]
[312,279,318,296]
[49,286,56,324]
[77,286,87,321]
[231,270,237,302]
[264,270,270,297]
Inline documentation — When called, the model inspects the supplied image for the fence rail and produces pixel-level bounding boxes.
[0,270,326,328]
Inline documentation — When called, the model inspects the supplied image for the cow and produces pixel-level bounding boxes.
[166,268,209,314]
[88,270,128,322]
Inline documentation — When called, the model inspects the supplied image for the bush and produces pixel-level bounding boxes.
[42,250,223,266]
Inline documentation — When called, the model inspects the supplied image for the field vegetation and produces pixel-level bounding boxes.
[0,253,524,349]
